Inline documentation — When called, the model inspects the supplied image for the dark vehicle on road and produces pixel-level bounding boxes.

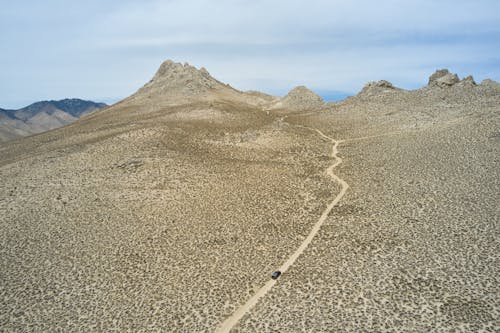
[271,271,281,280]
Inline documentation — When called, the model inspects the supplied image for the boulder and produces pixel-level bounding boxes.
[428,69,460,87]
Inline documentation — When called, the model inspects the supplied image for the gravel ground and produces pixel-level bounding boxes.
[237,87,500,332]
[0,100,337,331]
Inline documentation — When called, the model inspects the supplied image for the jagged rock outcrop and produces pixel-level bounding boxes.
[456,75,477,88]
[138,60,228,97]
[358,80,398,96]
[427,69,483,90]
[428,69,460,87]
[279,86,324,111]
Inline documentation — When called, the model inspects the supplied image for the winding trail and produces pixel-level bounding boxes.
[216,127,349,333]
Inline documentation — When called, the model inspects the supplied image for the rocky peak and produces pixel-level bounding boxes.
[428,69,460,87]
[139,60,223,97]
[280,86,324,110]
[358,80,397,95]
[153,60,212,81]
[457,75,477,87]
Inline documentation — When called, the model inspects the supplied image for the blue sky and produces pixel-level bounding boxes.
[1,0,499,108]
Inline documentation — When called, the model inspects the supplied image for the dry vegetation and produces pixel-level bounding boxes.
[238,84,500,332]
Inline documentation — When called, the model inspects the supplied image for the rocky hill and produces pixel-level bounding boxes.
[276,86,324,111]
[0,99,107,142]
[0,61,498,332]
[123,60,321,112]
[137,60,228,98]
[124,60,260,110]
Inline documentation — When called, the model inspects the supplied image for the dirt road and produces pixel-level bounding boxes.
[216,127,349,332]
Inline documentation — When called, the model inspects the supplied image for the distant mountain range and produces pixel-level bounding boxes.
[0,98,107,142]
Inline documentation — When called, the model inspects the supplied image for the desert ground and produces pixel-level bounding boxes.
[0,62,498,332]
[237,85,500,332]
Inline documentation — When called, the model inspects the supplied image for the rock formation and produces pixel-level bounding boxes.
[428,69,460,87]
[459,75,477,86]
[279,86,324,111]
[358,80,398,96]
[139,60,224,96]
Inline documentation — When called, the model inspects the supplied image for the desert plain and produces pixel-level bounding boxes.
[0,61,498,332]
